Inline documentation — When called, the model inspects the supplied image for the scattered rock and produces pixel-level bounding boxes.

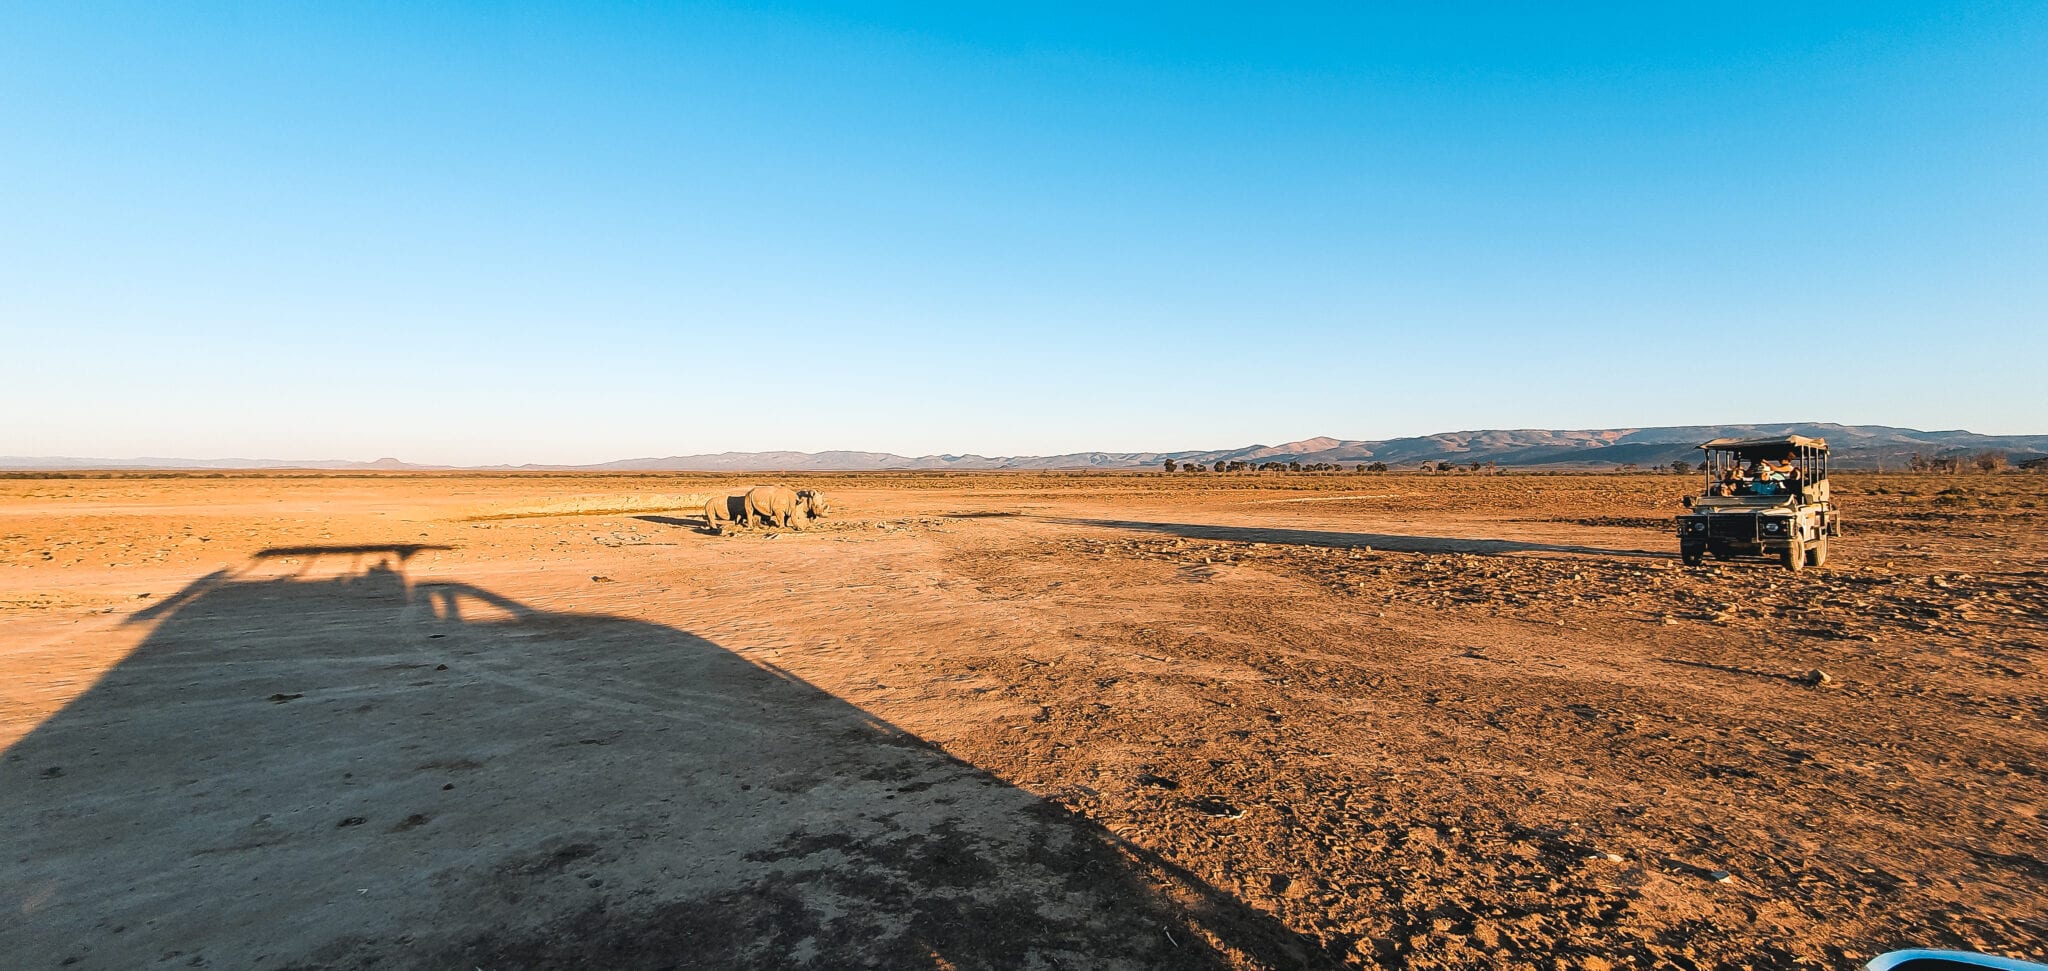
[1802,669,1833,687]
[336,816,367,828]
[590,575,613,583]
[1136,773,1180,790]
[268,693,303,703]
[1189,796,1244,819]
[1709,870,1736,883]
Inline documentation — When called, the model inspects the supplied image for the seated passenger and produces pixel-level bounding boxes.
[1745,460,1783,495]
[1717,466,1749,497]
[1775,454,1807,499]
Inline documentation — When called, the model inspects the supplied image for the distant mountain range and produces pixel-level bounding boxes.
[8,423,2046,472]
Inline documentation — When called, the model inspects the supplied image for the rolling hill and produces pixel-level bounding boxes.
[8,423,2045,472]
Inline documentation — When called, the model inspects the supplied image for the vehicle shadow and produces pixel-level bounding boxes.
[1044,517,1671,559]
[1,549,1326,969]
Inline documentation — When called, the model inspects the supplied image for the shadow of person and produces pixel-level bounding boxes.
[2,554,1324,969]
[1044,517,1670,560]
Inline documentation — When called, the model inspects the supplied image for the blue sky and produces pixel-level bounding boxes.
[3,3,2043,464]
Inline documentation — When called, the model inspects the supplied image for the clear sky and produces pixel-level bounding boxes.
[3,3,2043,464]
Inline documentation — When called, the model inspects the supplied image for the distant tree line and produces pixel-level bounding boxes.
[1162,459,1391,473]
[1906,451,2015,473]
[1160,451,2039,475]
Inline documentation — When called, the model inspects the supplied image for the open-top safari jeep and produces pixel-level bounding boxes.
[1676,435,1840,570]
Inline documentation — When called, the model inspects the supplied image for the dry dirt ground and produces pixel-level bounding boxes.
[2,472,2044,970]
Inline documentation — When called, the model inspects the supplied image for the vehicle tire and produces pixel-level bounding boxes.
[1782,537,1805,572]
[1807,532,1829,568]
[1681,543,1704,567]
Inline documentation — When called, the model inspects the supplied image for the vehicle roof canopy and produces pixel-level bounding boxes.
[1696,435,1829,455]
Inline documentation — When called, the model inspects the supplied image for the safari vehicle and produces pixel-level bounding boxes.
[1675,435,1840,570]
[1867,949,2048,971]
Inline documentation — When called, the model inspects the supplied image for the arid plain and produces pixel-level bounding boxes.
[2,471,2044,970]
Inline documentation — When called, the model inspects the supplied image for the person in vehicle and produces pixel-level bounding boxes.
[1748,457,1793,496]
[1774,452,1808,499]
[1717,464,1751,496]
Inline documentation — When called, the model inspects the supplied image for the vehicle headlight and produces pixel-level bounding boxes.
[1764,520,1784,533]
[1688,521,1707,533]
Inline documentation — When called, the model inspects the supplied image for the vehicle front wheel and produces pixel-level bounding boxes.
[1807,532,1829,568]
[1782,537,1805,571]
[1681,543,1704,567]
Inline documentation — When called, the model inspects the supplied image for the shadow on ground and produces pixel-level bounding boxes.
[1045,517,1670,559]
[632,514,703,531]
[0,548,1323,969]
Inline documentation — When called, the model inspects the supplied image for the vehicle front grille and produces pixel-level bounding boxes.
[1709,514,1759,542]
